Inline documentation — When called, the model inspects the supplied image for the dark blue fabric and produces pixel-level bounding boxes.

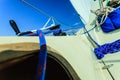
[94,39,120,59]
[101,17,115,33]
[53,28,62,36]
[108,8,120,29]
[100,7,120,33]
[43,28,62,35]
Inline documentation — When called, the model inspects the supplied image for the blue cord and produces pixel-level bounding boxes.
[21,30,47,80]
[83,25,100,47]
[36,30,47,80]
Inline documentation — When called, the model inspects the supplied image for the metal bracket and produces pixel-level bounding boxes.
[102,64,114,70]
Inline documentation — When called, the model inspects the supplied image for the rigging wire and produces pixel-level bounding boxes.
[43,17,53,28]
[21,0,51,17]
[20,0,81,29]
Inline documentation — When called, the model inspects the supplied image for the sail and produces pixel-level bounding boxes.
[70,0,94,24]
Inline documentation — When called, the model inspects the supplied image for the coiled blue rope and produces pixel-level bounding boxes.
[84,25,120,59]
[94,39,120,59]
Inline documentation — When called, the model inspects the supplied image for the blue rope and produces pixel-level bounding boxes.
[84,25,120,59]
[83,26,100,47]
[94,39,120,59]
[36,30,47,80]
[19,28,62,79]
[21,30,47,80]
[83,25,97,34]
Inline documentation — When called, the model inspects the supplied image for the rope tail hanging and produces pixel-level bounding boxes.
[36,30,47,80]
[16,30,47,80]
[22,30,47,80]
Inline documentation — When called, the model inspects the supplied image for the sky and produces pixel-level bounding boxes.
[0,0,84,36]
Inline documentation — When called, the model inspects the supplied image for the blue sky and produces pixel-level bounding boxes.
[0,0,84,36]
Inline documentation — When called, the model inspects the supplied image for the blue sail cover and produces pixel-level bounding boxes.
[100,7,120,33]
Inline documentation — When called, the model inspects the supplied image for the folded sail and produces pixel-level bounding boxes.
[70,0,94,24]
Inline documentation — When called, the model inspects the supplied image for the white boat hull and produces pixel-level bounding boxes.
[1,0,120,80]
